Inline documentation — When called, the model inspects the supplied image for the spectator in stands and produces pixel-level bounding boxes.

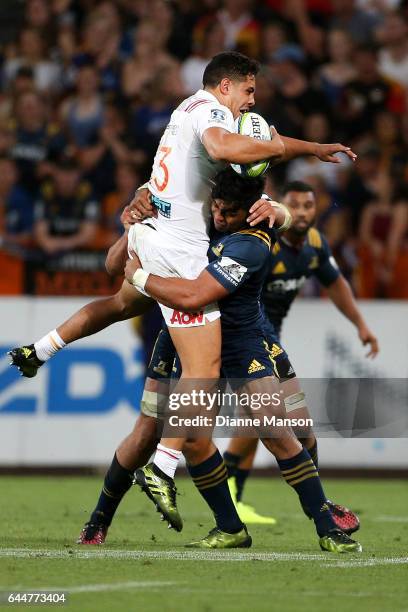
[330,0,381,44]
[260,22,290,63]
[385,193,408,298]
[252,69,297,139]
[376,11,408,88]
[62,63,104,150]
[371,111,406,179]
[216,0,261,57]
[358,184,396,297]
[75,3,122,94]
[78,103,146,199]
[34,158,99,256]
[340,45,405,140]
[25,0,51,32]
[181,20,225,95]
[318,29,356,107]
[286,113,352,189]
[0,66,35,125]
[338,146,382,230]
[0,156,34,250]
[3,27,61,93]
[131,65,185,161]
[101,162,141,244]
[271,55,330,134]
[122,19,178,100]
[10,91,66,196]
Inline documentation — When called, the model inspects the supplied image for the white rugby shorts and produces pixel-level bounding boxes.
[128,223,220,328]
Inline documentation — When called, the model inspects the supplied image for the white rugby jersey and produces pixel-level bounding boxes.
[147,89,234,253]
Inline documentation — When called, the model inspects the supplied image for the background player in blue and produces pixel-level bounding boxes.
[223,180,379,526]
[127,168,362,553]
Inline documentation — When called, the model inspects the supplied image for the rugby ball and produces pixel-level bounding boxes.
[231,112,271,177]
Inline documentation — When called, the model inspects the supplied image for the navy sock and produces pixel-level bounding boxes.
[223,451,241,478]
[307,440,318,468]
[90,454,133,526]
[299,440,319,518]
[188,451,243,534]
[277,448,336,536]
[235,468,251,502]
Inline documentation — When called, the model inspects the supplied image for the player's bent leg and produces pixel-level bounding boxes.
[182,438,251,549]
[9,281,153,377]
[78,414,159,545]
[57,280,153,344]
[137,319,222,528]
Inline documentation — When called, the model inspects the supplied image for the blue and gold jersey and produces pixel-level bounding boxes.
[262,228,339,335]
[207,226,275,335]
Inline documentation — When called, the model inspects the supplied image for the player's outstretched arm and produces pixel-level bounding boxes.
[202,127,285,164]
[279,136,357,163]
[326,275,379,358]
[125,253,228,312]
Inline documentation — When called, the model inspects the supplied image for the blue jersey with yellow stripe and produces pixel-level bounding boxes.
[261,228,339,335]
[207,226,275,334]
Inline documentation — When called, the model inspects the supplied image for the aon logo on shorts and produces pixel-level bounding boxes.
[169,310,204,326]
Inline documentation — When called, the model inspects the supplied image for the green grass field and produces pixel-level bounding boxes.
[0,476,407,612]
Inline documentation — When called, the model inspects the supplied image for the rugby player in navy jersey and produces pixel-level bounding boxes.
[124,168,362,553]
[223,181,378,529]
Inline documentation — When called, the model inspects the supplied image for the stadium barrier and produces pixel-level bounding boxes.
[0,297,407,468]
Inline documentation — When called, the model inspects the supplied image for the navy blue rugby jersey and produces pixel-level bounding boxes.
[261,228,339,335]
[206,226,276,335]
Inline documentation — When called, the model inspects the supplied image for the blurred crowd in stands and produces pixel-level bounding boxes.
[0,0,407,298]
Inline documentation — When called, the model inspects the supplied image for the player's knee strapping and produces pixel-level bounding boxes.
[284,391,307,412]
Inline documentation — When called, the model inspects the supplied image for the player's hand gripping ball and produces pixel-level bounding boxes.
[231,112,271,177]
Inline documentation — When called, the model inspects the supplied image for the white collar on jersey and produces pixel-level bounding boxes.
[196,89,222,104]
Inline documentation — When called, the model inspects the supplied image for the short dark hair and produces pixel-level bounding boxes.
[282,181,314,196]
[212,167,264,212]
[203,52,259,87]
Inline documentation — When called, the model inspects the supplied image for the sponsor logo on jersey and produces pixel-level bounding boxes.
[217,257,247,285]
[248,359,266,374]
[151,194,171,218]
[265,276,306,294]
[272,261,286,274]
[169,310,205,326]
[210,108,227,122]
[153,360,170,377]
[308,256,319,270]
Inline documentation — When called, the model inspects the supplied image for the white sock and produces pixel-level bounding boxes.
[153,444,182,479]
[34,329,66,362]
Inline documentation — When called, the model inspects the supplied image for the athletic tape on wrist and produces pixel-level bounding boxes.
[131,268,149,290]
[272,203,292,232]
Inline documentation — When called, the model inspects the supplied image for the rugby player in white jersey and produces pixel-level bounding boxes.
[124,52,356,496]
[11,52,357,510]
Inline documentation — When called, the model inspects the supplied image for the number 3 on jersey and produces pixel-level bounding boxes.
[153,146,172,192]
